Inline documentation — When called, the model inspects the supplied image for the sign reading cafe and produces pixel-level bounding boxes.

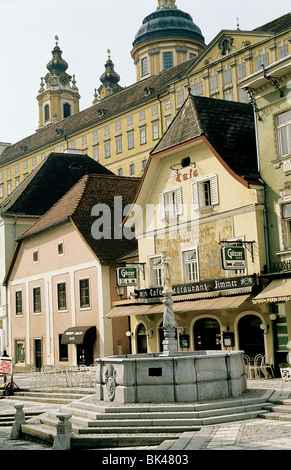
[136,275,255,299]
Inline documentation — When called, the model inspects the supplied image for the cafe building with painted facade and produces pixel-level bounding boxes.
[106,93,274,363]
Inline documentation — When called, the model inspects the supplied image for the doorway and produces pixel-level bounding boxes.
[136,324,147,354]
[238,314,264,360]
[194,317,221,350]
[76,344,94,366]
[34,339,42,370]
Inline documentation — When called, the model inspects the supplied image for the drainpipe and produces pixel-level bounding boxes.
[156,94,164,136]
[13,217,18,248]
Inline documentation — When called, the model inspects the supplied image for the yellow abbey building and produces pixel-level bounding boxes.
[0,1,290,200]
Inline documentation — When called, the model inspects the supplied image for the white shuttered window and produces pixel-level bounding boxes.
[192,175,219,210]
[159,187,183,220]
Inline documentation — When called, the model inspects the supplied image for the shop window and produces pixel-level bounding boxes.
[15,340,25,364]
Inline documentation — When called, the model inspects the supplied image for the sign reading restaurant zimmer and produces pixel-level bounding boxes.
[135,275,255,299]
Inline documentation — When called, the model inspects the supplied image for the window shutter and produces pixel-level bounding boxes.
[192,182,199,210]
[175,187,183,215]
[159,193,165,220]
[210,175,219,205]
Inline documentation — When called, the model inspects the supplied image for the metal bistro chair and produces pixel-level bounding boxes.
[262,355,275,379]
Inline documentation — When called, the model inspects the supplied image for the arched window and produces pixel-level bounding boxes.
[63,103,71,118]
[136,323,147,354]
[44,105,50,121]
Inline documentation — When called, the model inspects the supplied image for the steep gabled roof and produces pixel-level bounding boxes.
[151,94,258,180]
[0,152,113,217]
[254,12,291,33]
[17,173,141,265]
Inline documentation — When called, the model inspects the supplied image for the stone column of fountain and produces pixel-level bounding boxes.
[159,249,178,355]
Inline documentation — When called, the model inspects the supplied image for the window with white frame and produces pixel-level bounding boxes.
[79,278,90,308]
[33,287,41,314]
[159,187,183,221]
[93,146,99,161]
[104,141,111,158]
[128,132,134,149]
[277,111,291,159]
[116,137,122,154]
[152,122,159,140]
[255,52,269,71]
[192,175,219,210]
[283,203,291,249]
[163,52,173,69]
[141,57,148,76]
[210,75,218,90]
[140,126,146,145]
[149,256,162,287]
[177,90,184,105]
[57,282,67,311]
[191,82,203,96]
[15,290,23,316]
[165,99,171,111]
[182,248,199,282]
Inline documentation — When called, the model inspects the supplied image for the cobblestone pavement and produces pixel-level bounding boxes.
[1,375,291,452]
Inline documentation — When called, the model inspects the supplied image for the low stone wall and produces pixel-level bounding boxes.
[95,351,247,404]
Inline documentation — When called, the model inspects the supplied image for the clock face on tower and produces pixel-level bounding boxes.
[60,75,68,85]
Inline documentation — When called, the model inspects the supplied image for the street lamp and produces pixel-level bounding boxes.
[115,285,125,299]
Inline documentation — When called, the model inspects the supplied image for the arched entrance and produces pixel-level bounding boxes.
[194,317,221,350]
[238,314,264,360]
[136,323,147,354]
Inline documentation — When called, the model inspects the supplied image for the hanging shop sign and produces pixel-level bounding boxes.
[135,274,255,299]
[221,246,246,270]
[116,267,138,286]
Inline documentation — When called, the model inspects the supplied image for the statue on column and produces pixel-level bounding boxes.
[159,249,177,338]
[159,248,173,293]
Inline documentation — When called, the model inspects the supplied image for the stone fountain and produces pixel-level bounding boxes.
[96,251,247,404]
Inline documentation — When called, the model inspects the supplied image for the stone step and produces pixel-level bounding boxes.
[54,402,272,428]
[20,422,181,449]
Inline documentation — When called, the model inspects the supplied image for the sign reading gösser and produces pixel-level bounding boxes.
[116,267,138,286]
[221,245,246,270]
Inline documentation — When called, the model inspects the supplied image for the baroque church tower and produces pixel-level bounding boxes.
[37,36,80,129]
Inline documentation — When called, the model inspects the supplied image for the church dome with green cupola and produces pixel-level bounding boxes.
[131,0,205,81]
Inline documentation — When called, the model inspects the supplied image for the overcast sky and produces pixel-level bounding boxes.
[0,0,290,145]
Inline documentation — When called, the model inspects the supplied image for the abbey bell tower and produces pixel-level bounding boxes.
[37,36,80,129]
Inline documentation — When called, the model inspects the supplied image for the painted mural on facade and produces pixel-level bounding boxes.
[155,218,233,284]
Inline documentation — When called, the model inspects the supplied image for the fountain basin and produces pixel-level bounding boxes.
[95,350,247,403]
